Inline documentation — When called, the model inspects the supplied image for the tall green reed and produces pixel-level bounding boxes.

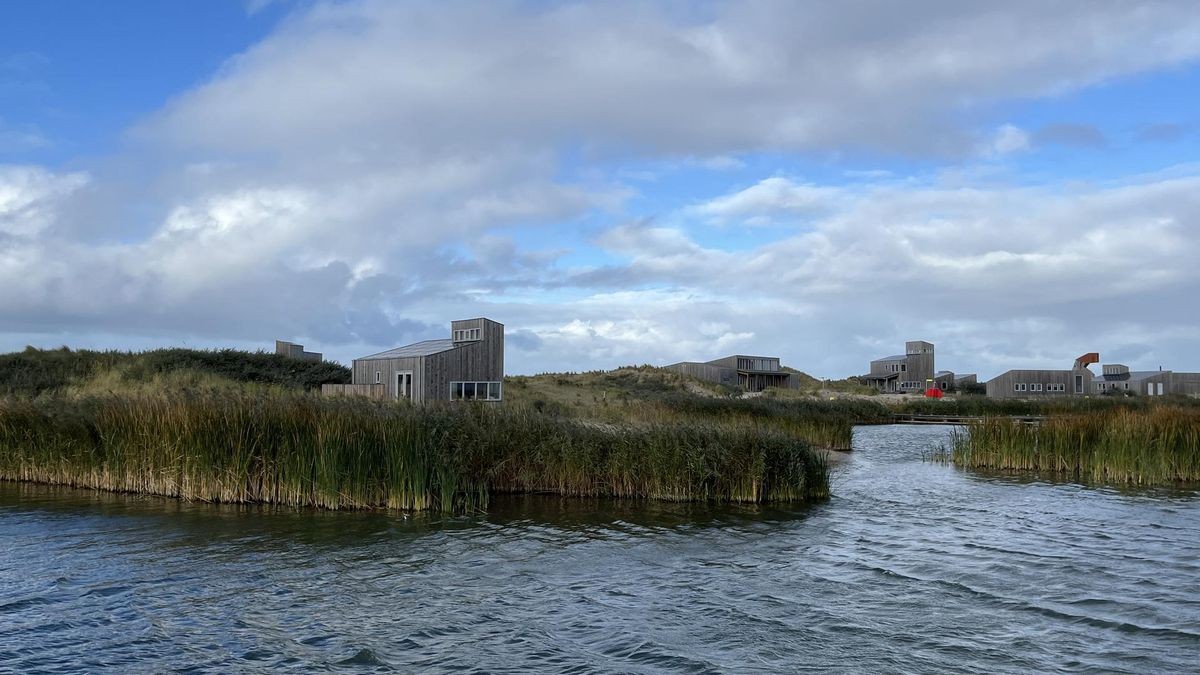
[948,406,1200,484]
[0,389,829,512]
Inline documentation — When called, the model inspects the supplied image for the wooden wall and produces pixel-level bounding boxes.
[321,383,388,399]
[986,369,1094,398]
[1172,372,1200,396]
[664,362,738,387]
[351,355,428,401]
[424,319,504,401]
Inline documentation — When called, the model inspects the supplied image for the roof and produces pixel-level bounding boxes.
[1126,371,1167,383]
[935,370,953,377]
[871,354,906,362]
[862,372,899,380]
[358,339,456,360]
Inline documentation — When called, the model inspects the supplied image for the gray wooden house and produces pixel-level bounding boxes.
[325,318,504,403]
[861,340,938,392]
[664,355,800,392]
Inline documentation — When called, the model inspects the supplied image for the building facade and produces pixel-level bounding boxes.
[664,354,800,392]
[327,318,504,403]
[985,352,1200,398]
[861,340,971,392]
[275,340,322,362]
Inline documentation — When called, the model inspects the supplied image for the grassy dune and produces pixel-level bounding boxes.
[0,389,830,512]
[945,406,1200,484]
[0,346,350,397]
[504,367,890,450]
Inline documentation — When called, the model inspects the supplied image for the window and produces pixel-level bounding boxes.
[375,371,381,384]
[901,364,907,372]
[452,328,482,342]
[450,381,503,401]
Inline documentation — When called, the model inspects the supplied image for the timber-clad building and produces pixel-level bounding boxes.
[275,340,322,362]
[986,352,1200,398]
[325,318,504,403]
[861,340,973,393]
[664,355,800,392]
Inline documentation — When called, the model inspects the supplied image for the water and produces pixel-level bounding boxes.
[2,425,1198,673]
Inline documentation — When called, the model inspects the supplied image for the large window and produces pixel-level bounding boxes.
[450,381,502,401]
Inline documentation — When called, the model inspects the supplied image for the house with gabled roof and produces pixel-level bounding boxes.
[325,318,504,403]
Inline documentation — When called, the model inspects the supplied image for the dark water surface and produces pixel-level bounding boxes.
[2,425,1198,673]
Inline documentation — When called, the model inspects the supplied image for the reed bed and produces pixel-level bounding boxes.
[0,390,829,512]
[593,394,889,451]
[947,406,1200,484]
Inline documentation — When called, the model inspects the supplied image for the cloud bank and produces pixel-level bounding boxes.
[4,1,1200,377]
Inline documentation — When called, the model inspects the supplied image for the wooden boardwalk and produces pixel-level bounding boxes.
[892,414,1046,426]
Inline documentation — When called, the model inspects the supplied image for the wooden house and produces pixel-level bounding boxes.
[665,355,800,392]
[324,318,504,403]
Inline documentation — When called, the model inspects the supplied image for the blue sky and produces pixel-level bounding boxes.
[3,1,1200,378]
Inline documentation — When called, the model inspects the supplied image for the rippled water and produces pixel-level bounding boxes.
[2,425,1198,673]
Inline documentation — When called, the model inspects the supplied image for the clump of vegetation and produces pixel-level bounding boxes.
[943,406,1200,484]
[0,346,350,396]
[0,390,829,511]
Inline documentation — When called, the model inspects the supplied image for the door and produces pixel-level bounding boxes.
[1075,375,1083,394]
[396,371,413,400]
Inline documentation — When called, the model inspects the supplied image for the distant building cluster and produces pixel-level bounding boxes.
[275,340,322,362]
[861,341,975,393]
[277,323,1199,403]
[859,341,1200,398]
[986,352,1200,398]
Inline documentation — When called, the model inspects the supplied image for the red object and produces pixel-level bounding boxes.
[924,388,944,399]
[1074,352,1100,369]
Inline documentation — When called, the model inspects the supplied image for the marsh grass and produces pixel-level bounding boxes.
[0,346,350,397]
[0,390,829,512]
[947,406,1200,484]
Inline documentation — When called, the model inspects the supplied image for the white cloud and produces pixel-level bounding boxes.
[694,177,842,225]
[6,2,1200,377]
[137,1,1200,159]
[0,166,88,237]
[988,123,1031,156]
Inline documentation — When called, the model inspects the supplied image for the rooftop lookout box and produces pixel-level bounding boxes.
[325,318,504,403]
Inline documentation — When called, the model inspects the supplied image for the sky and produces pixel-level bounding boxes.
[2,0,1200,379]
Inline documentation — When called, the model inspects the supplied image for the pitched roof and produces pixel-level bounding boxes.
[358,339,455,360]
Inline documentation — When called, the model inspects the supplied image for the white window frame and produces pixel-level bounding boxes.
[449,381,503,401]
[375,371,381,384]
[396,370,413,400]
